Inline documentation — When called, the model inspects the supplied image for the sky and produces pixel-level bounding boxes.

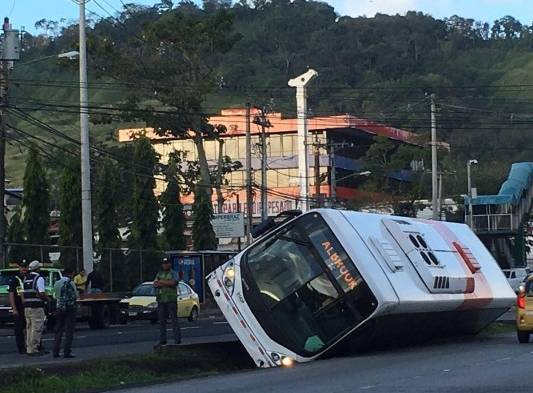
[3,0,533,33]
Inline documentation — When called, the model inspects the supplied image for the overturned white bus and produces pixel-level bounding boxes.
[207,209,515,368]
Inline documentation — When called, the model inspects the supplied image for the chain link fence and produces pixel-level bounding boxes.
[3,243,167,292]
[2,243,235,304]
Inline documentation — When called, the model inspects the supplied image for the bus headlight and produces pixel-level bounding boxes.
[270,352,295,367]
[223,264,236,292]
[281,357,294,367]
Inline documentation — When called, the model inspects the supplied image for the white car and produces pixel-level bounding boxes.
[502,268,530,291]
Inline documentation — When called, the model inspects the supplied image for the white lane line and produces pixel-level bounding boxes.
[166,326,200,331]
[442,369,451,372]
[360,385,375,390]
[495,357,512,362]
[213,321,229,325]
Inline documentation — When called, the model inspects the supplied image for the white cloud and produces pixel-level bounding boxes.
[335,0,421,17]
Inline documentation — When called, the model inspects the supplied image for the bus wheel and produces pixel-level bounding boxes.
[188,306,199,322]
[517,330,530,343]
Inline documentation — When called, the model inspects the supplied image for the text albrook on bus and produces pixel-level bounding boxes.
[207,209,515,368]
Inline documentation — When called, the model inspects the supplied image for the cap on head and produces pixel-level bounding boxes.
[162,257,170,264]
[29,260,42,271]
[18,261,28,268]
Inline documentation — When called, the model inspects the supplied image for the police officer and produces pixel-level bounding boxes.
[23,261,49,356]
[8,261,28,354]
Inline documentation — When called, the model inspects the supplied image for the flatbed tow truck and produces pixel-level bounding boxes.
[0,266,127,329]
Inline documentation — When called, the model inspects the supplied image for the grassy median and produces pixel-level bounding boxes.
[2,342,254,393]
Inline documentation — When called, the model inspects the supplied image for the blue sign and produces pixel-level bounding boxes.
[170,254,204,301]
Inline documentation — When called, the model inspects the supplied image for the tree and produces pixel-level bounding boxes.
[192,185,217,250]
[160,152,186,250]
[128,136,160,251]
[21,145,50,261]
[7,208,25,264]
[94,158,124,290]
[127,136,160,282]
[91,6,241,197]
[58,158,82,271]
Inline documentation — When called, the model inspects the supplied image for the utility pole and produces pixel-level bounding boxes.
[314,133,321,208]
[0,18,19,267]
[430,94,439,221]
[330,143,336,208]
[253,107,271,221]
[289,69,318,213]
[245,103,253,245]
[78,1,94,272]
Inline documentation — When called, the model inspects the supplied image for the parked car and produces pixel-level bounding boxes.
[120,281,200,323]
[516,276,533,343]
[502,268,530,291]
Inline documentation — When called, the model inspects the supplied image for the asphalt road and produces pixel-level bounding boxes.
[109,331,532,393]
[0,313,234,363]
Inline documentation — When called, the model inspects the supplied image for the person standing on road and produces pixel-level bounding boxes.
[154,257,181,348]
[86,266,104,294]
[74,269,87,294]
[8,261,28,354]
[53,267,78,358]
[22,261,49,356]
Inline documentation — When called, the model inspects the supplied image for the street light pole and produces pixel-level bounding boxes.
[430,94,439,221]
[78,0,94,273]
[289,69,318,213]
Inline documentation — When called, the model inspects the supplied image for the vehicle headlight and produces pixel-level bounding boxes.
[146,302,158,309]
[223,263,236,293]
[270,352,295,367]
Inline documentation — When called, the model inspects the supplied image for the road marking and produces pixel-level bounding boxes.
[166,326,200,331]
[213,321,229,325]
[495,357,511,362]
[77,335,87,339]
[442,369,451,372]
[360,385,375,390]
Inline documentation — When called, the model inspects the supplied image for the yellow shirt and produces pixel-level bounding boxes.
[74,273,87,292]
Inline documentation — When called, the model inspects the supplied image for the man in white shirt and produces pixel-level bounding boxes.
[23,261,49,356]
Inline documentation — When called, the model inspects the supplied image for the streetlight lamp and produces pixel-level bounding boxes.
[15,51,79,67]
[467,159,478,228]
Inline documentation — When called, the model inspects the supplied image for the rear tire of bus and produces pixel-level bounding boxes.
[517,330,530,343]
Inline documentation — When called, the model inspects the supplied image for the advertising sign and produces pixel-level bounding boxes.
[170,254,204,301]
[211,213,245,238]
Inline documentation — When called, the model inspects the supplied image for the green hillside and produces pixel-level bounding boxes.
[5,1,533,198]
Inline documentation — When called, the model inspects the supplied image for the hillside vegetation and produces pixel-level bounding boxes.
[6,0,533,199]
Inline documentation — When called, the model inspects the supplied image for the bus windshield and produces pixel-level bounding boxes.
[242,213,377,357]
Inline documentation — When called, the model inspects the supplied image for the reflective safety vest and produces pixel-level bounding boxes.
[15,276,24,295]
[22,272,45,308]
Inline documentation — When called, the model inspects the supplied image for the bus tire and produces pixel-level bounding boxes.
[518,330,530,343]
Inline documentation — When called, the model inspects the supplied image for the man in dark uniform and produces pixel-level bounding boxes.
[8,261,28,354]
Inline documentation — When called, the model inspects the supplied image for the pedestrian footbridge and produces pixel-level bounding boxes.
[468,162,533,267]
